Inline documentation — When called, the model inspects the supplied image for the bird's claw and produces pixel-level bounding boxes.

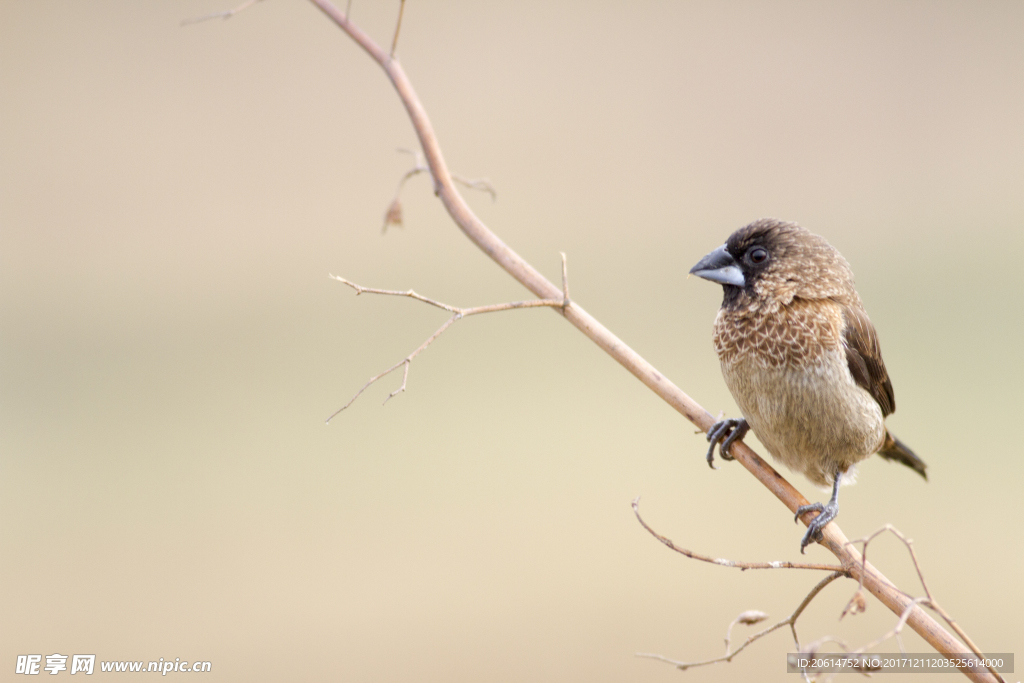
[795,500,838,553]
[705,418,749,468]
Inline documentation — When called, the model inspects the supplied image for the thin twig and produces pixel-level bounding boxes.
[845,525,1004,682]
[560,252,570,304]
[326,274,566,422]
[330,276,457,312]
[390,0,406,58]
[857,596,930,655]
[452,175,496,201]
[725,610,769,653]
[791,636,870,680]
[383,149,495,232]
[638,572,844,671]
[632,497,844,572]
[788,574,847,647]
[181,0,263,25]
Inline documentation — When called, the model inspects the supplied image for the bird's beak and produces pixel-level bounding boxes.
[689,244,745,287]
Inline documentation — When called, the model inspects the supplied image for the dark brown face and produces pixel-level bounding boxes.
[690,220,791,293]
[690,219,857,308]
[724,224,777,287]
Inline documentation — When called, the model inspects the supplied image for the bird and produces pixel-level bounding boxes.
[689,218,926,552]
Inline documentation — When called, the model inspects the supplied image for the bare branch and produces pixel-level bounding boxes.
[856,596,930,655]
[382,149,495,232]
[632,497,844,572]
[330,275,458,312]
[638,572,845,671]
[845,525,1005,682]
[326,273,567,422]
[789,572,847,641]
[383,358,411,404]
[326,356,408,422]
[181,0,263,25]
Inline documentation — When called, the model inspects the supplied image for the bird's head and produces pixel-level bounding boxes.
[689,219,856,311]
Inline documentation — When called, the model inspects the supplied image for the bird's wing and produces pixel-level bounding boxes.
[841,304,895,417]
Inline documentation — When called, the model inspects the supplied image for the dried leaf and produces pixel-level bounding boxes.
[736,610,769,625]
[382,198,403,233]
[840,589,867,620]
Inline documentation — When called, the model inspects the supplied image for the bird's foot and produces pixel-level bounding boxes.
[795,500,838,553]
[705,418,749,469]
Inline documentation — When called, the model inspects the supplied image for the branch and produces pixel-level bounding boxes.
[304,2,998,679]
[326,272,567,422]
[637,571,845,672]
[635,509,1002,679]
[382,149,495,233]
[845,525,1004,681]
[632,497,844,572]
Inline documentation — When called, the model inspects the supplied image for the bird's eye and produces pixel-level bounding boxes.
[747,246,768,264]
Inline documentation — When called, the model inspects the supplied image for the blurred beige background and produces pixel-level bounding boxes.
[2,1,1022,681]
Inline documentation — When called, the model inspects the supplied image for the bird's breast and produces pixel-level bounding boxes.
[713,300,885,487]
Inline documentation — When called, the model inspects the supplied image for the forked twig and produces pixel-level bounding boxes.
[853,596,929,655]
[383,149,495,233]
[635,504,1004,679]
[637,572,845,671]
[327,261,570,422]
[845,525,1005,682]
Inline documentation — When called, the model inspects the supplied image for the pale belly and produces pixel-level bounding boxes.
[721,350,886,488]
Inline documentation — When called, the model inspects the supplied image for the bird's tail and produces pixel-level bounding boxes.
[877,430,927,480]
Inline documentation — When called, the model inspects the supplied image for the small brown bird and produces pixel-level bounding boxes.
[689,219,926,552]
